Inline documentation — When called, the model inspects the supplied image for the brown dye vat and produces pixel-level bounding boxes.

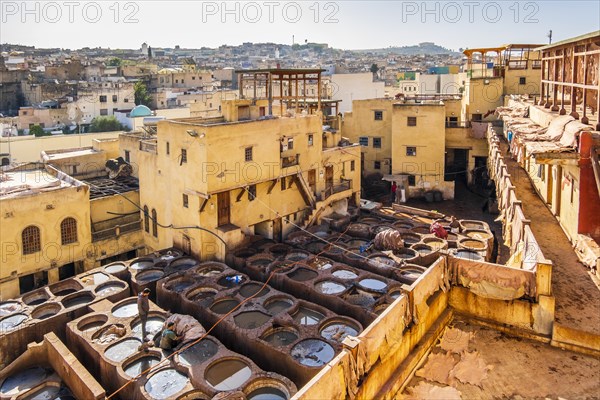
[410,225,431,235]
[92,323,126,344]
[234,311,272,329]
[454,249,485,261]
[245,380,291,400]
[178,338,219,367]
[144,368,190,399]
[366,254,398,275]
[123,355,161,377]
[167,256,199,274]
[396,264,428,285]
[319,319,360,343]
[49,279,84,297]
[284,250,311,262]
[205,359,252,391]
[228,248,258,269]
[465,229,493,242]
[305,256,334,271]
[195,263,226,277]
[341,248,365,267]
[314,280,348,295]
[164,277,196,293]
[393,248,419,261]
[303,241,327,255]
[321,243,348,260]
[401,232,421,245]
[291,307,325,326]
[458,238,487,251]
[460,219,487,230]
[210,299,240,314]
[266,244,291,257]
[344,289,377,308]
[392,221,414,230]
[267,261,296,275]
[260,327,299,347]
[80,272,110,286]
[357,217,384,225]
[287,268,318,282]
[217,275,247,288]
[285,231,314,246]
[0,301,22,316]
[135,268,165,283]
[410,243,440,266]
[291,339,334,367]
[31,303,61,320]
[331,268,358,280]
[423,237,448,251]
[77,315,108,334]
[103,262,129,281]
[344,239,368,248]
[104,337,142,362]
[357,278,388,293]
[239,283,271,298]
[186,287,218,306]
[21,289,50,306]
[346,223,371,239]
[263,297,294,315]
[246,254,275,268]
[369,225,396,239]
[61,292,94,309]
[95,281,127,297]
[445,232,459,248]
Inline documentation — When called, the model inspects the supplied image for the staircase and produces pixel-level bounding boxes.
[293,173,316,208]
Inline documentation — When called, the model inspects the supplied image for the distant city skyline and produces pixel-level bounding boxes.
[1,1,599,51]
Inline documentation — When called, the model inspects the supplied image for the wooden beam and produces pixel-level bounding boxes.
[199,197,209,213]
[267,179,278,194]
[236,187,245,202]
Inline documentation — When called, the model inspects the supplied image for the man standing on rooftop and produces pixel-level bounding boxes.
[137,288,151,339]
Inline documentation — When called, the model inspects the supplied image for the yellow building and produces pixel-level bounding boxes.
[120,95,360,261]
[343,96,488,199]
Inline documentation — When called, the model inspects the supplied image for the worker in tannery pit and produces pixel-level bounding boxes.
[159,321,180,351]
[430,219,449,239]
[449,216,463,233]
[137,288,151,339]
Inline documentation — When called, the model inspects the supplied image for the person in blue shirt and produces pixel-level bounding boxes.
[159,321,180,350]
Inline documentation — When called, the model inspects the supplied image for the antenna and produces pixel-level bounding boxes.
[547,30,553,44]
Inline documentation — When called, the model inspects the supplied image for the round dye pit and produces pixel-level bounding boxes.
[31,303,61,320]
[112,301,138,318]
[284,250,310,262]
[459,238,487,251]
[410,226,431,235]
[135,269,165,283]
[291,339,335,367]
[170,257,198,268]
[315,280,347,295]
[344,239,367,248]
[0,301,21,317]
[210,299,240,314]
[247,387,288,400]
[466,229,493,241]
[267,261,295,274]
[460,220,486,230]
[132,317,165,339]
[179,339,219,366]
[158,249,183,260]
[165,278,195,293]
[61,292,94,309]
[292,307,324,326]
[186,288,218,306]
[358,278,387,292]
[124,356,160,377]
[104,263,126,274]
[95,282,126,297]
[332,269,358,280]
[205,359,252,391]
[22,289,50,306]
[234,311,271,329]
[320,322,359,342]
[130,259,155,270]
[367,255,396,269]
[261,328,298,347]
[347,223,371,238]
[304,241,326,254]
[306,257,334,271]
[195,265,225,277]
[393,248,418,260]
[412,244,434,255]
[104,338,142,362]
[80,272,110,286]
[78,315,107,333]
[93,324,126,344]
[247,255,275,268]
[239,283,270,298]
[145,369,189,399]
[401,233,421,245]
[287,268,317,282]
[345,290,376,308]
[423,237,447,251]
[50,279,83,297]
[25,385,73,399]
[389,290,402,299]
[233,248,257,259]
[397,265,427,284]
[267,244,291,256]
[455,250,484,261]
[264,298,293,315]
[217,275,247,288]
[0,367,49,396]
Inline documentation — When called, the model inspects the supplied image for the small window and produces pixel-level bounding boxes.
[124,98,129,103]
[112,95,118,102]
[407,116,417,126]
[406,146,417,156]
[100,109,108,116]
[245,147,253,162]
[308,134,314,146]
[359,137,369,146]
[124,150,130,162]
[408,175,416,186]
[350,160,355,171]
[151,209,158,237]
[519,77,526,85]
[60,218,77,245]
[22,226,41,255]
[183,194,189,208]
[99,95,107,102]
[166,142,170,155]
[181,149,187,163]
[248,185,256,201]
[373,137,382,148]
[287,138,294,150]
[374,161,381,170]
[281,177,287,191]
[143,205,149,233]
[374,111,383,120]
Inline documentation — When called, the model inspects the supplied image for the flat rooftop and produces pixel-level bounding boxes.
[0,168,74,199]
[43,147,100,161]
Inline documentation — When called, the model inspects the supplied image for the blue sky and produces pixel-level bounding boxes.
[1,1,598,50]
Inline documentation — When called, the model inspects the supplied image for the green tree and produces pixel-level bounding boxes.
[134,81,152,108]
[29,125,50,137]
[107,57,123,67]
[89,116,126,133]
[370,63,379,75]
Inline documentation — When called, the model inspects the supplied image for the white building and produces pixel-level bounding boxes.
[330,72,385,113]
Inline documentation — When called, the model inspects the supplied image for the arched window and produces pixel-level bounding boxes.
[60,217,78,245]
[143,205,150,233]
[22,226,41,255]
[151,209,158,237]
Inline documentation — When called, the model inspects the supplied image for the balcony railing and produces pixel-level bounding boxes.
[323,179,352,200]
[508,60,528,70]
[92,219,142,242]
